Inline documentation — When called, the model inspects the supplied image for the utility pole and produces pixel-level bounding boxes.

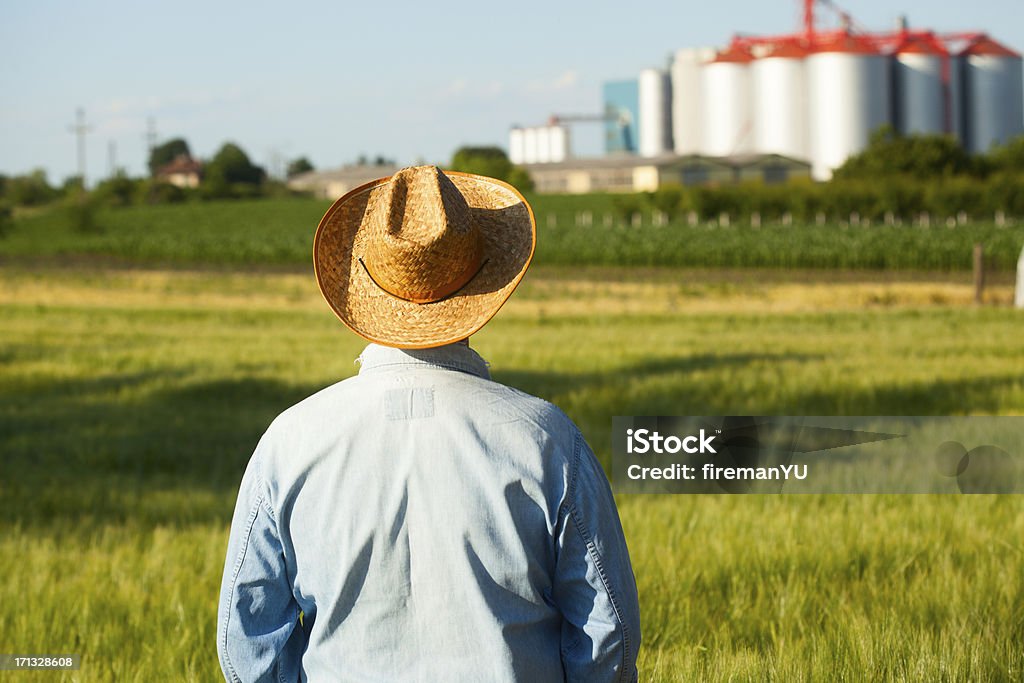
[108,140,118,178]
[145,117,158,172]
[67,107,93,188]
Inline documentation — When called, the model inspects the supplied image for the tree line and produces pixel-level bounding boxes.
[2,130,1021,223]
[0,138,317,213]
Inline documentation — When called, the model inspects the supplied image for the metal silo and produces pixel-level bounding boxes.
[523,127,538,164]
[548,125,570,162]
[893,35,945,136]
[807,34,891,180]
[639,68,672,157]
[701,46,754,157]
[961,36,1024,154]
[752,42,808,160]
[949,54,965,143]
[508,127,525,165]
[535,126,551,163]
[671,47,715,154]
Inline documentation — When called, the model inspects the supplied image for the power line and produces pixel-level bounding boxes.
[145,117,158,159]
[67,107,93,186]
[108,140,118,178]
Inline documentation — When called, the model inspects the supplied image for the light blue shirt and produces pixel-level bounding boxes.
[218,342,640,682]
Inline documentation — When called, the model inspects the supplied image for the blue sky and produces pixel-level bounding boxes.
[1,0,1021,184]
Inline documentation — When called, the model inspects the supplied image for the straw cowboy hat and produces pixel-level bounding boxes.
[313,165,536,349]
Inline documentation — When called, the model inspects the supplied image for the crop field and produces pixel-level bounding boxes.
[4,196,1024,271]
[1,258,1023,681]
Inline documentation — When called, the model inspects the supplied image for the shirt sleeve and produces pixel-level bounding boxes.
[552,430,641,683]
[217,444,304,683]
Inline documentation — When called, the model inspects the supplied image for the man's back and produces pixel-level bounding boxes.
[218,343,640,682]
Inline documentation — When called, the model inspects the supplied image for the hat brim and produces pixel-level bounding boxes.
[313,170,536,349]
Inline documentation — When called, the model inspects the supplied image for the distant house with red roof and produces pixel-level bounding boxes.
[156,155,203,188]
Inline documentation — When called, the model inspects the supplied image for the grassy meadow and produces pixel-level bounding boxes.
[1,198,1024,680]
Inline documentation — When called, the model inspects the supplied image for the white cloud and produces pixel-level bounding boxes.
[439,78,468,97]
[97,87,244,117]
[436,78,506,100]
[523,69,579,93]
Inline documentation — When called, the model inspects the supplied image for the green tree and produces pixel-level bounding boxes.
[94,171,142,207]
[286,157,314,178]
[61,175,85,194]
[450,146,512,179]
[148,138,191,176]
[834,126,974,179]
[507,167,534,193]
[6,169,58,206]
[206,143,264,185]
[202,142,265,198]
[449,146,533,192]
[986,135,1024,172]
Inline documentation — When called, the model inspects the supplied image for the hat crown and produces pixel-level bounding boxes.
[363,166,483,303]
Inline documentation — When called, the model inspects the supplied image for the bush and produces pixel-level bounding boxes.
[611,194,645,222]
[650,184,685,220]
[63,191,102,234]
[137,180,188,205]
[924,177,982,219]
[94,173,143,207]
[0,200,13,238]
[984,172,1024,215]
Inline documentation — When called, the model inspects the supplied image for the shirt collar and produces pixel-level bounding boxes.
[356,343,491,380]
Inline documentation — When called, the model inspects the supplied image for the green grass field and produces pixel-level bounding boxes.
[1,262,1022,681]
[4,196,1023,270]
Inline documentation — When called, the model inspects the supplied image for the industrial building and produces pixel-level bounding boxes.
[522,154,810,194]
[511,0,1024,187]
[649,3,1023,180]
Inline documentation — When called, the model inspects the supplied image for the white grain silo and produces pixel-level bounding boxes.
[508,127,525,165]
[671,47,715,154]
[893,35,945,136]
[547,125,570,162]
[961,36,1024,154]
[807,34,891,180]
[701,46,755,157]
[639,68,672,157]
[523,127,538,164]
[535,126,551,163]
[752,42,808,160]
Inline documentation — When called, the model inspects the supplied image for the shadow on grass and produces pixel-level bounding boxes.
[492,353,824,406]
[1,371,320,530]
[2,356,1020,529]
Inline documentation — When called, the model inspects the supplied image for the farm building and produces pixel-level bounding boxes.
[522,153,810,194]
[155,154,203,188]
[287,163,400,199]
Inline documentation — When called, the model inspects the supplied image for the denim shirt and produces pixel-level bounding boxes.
[218,343,640,682]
